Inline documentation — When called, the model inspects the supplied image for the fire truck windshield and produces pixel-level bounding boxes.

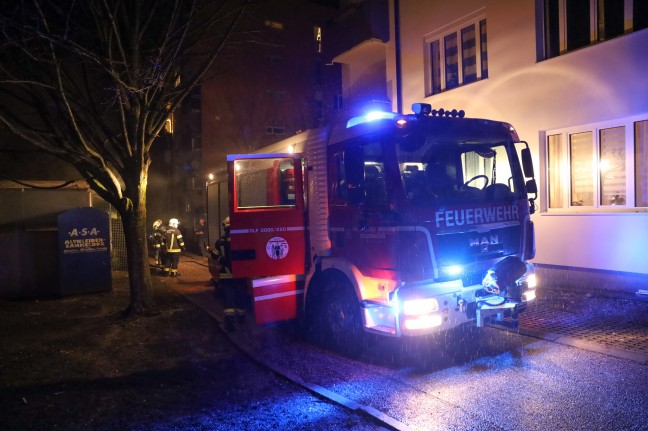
[396,138,525,205]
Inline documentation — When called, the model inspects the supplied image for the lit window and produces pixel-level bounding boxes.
[547,134,565,208]
[599,127,626,206]
[265,20,284,31]
[164,116,174,134]
[570,131,595,207]
[540,0,647,60]
[546,116,648,211]
[426,16,488,95]
[314,26,322,53]
[636,120,648,207]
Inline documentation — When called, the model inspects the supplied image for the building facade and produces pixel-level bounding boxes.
[374,0,648,289]
[173,0,344,247]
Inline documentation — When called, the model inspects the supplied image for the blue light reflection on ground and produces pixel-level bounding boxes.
[136,392,351,431]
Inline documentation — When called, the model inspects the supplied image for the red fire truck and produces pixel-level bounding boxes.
[213,103,538,349]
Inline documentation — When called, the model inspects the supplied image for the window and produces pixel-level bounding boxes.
[190,86,201,111]
[570,131,594,206]
[636,121,648,207]
[235,158,295,208]
[266,90,285,102]
[264,20,283,31]
[191,136,202,151]
[333,94,343,111]
[547,134,564,208]
[545,115,648,210]
[314,26,322,53]
[362,142,388,207]
[265,55,283,64]
[314,100,323,121]
[266,126,285,136]
[330,141,387,207]
[540,0,646,60]
[426,16,488,95]
[599,126,626,205]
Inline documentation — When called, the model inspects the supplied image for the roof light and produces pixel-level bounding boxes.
[443,265,463,277]
[412,103,432,116]
[395,116,409,128]
[346,111,396,128]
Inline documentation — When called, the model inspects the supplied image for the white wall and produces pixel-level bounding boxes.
[390,0,648,275]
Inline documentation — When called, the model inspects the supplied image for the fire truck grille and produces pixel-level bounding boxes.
[436,224,521,269]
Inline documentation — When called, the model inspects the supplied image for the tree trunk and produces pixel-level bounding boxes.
[121,183,156,317]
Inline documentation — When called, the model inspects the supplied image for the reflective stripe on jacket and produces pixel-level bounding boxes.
[164,227,184,253]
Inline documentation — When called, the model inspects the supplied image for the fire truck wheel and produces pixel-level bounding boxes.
[309,275,364,356]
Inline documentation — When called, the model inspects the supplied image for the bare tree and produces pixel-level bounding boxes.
[0,0,249,315]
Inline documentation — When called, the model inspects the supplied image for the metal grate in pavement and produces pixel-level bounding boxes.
[517,296,648,355]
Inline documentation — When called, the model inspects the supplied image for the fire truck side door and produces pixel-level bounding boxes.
[226,153,306,278]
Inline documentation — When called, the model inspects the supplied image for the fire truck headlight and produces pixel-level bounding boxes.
[523,289,536,301]
[402,298,439,316]
[443,265,463,277]
[525,273,537,289]
[404,314,443,330]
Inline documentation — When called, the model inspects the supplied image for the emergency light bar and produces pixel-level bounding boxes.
[412,103,465,118]
[346,111,397,128]
[346,103,467,129]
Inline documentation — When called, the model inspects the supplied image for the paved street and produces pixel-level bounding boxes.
[172,255,648,431]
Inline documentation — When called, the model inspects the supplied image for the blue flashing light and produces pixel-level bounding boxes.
[443,265,463,277]
[346,111,396,128]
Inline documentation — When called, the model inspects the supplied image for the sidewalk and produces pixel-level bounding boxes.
[515,283,648,364]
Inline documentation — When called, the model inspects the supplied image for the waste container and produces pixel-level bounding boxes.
[58,207,111,295]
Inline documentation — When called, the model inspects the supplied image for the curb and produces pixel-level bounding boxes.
[172,263,413,431]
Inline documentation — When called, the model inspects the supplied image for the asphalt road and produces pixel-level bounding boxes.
[173,257,648,431]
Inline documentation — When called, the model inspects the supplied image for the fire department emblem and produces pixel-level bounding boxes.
[266,237,289,260]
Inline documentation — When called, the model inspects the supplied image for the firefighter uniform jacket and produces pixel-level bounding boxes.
[151,226,166,250]
[164,227,184,253]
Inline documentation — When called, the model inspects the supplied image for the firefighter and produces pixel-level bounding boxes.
[207,216,230,287]
[149,219,166,270]
[215,217,246,331]
[214,216,232,274]
[163,218,185,277]
[194,217,209,257]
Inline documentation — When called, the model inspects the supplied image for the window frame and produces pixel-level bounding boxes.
[543,113,648,213]
[424,11,488,96]
[539,0,642,60]
[266,126,286,136]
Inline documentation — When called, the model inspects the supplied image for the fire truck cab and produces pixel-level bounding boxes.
[223,103,538,348]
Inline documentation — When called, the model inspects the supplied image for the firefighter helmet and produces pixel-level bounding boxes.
[153,219,163,230]
[169,218,179,228]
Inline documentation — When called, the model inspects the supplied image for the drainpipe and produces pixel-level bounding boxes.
[394,0,403,114]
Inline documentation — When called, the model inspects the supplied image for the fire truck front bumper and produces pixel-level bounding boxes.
[360,268,537,337]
